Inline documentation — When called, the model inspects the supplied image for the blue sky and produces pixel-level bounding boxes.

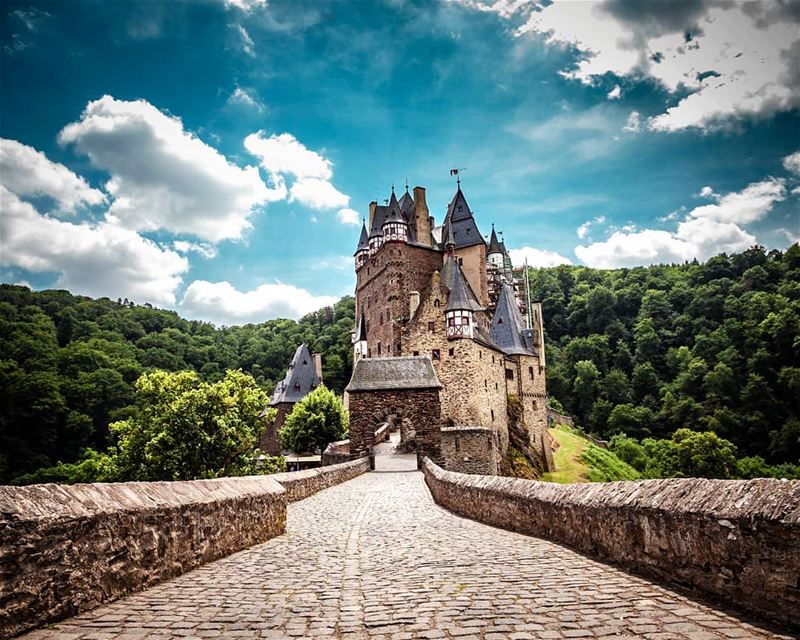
[1,0,798,324]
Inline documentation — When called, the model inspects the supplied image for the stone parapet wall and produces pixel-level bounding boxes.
[322,439,352,466]
[0,459,371,638]
[422,459,800,630]
[441,426,498,475]
[0,476,287,638]
[271,457,370,502]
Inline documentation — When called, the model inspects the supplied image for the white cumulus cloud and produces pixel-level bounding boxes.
[463,0,800,132]
[173,241,219,260]
[227,86,265,112]
[58,95,283,243]
[508,246,572,268]
[1,186,188,305]
[244,131,353,212]
[180,280,338,324]
[575,177,787,268]
[607,85,621,100]
[784,150,800,176]
[0,138,106,213]
[289,177,349,210]
[622,110,640,133]
[337,208,361,225]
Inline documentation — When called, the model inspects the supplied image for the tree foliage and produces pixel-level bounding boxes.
[531,244,800,467]
[279,385,349,454]
[0,287,353,482]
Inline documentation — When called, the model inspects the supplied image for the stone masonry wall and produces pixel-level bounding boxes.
[270,457,370,503]
[0,476,287,638]
[422,459,800,629]
[355,242,443,358]
[403,272,509,454]
[441,427,498,475]
[507,353,548,464]
[0,460,370,638]
[348,388,442,465]
[259,401,292,455]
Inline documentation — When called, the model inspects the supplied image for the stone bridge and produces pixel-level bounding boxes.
[2,444,798,640]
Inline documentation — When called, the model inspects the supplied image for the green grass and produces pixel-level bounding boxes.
[541,424,639,484]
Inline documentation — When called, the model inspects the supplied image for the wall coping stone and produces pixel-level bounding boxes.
[422,458,800,630]
[0,458,370,638]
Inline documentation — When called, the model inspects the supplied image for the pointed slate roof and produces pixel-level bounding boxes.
[487,225,503,255]
[269,344,321,405]
[398,189,414,221]
[490,283,532,356]
[354,311,367,342]
[354,222,369,255]
[346,356,442,392]
[446,261,483,312]
[441,255,483,312]
[442,187,485,249]
[443,221,456,248]
[369,205,388,238]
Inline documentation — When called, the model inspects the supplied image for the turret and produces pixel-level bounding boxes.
[487,224,504,269]
[352,311,368,361]
[444,256,481,340]
[382,189,408,243]
[354,221,369,269]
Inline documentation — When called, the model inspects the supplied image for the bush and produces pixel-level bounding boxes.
[279,385,348,454]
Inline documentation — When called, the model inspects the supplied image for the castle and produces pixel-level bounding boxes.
[344,181,553,475]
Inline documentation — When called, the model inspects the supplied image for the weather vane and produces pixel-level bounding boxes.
[449,167,467,187]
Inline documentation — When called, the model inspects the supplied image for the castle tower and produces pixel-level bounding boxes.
[354,222,369,269]
[352,311,368,361]
[487,224,504,269]
[444,257,480,340]
[382,190,409,242]
[412,186,432,247]
[442,186,489,307]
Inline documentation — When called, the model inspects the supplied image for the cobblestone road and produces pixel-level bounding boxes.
[23,471,793,640]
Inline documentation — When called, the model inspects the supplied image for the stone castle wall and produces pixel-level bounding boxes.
[0,460,370,638]
[348,388,442,465]
[422,459,800,629]
[452,243,489,307]
[506,353,548,461]
[402,272,509,455]
[441,426,498,475]
[259,401,292,455]
[355,242,443,358]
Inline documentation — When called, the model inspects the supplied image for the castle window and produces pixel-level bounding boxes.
[506,369,514,380]
[491,409,495,422]
[479,350,482,359]
[448,347,454,357]
[458,257,463,265]
[497,317,503,324]
[492,355,495,363]
[495,382,498,390]
[413,350,419,356]
[432,349,440,360]
[295,382,301,390]
[428,321,435,332]
[529,366,534,380]
[377,342,382,356]
[380,313,384,325]
[484,379,487,389]
[387,344,391,353]
[434,299,441,308]
[396,344,401,355]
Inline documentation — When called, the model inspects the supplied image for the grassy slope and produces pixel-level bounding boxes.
[542,425,639,484]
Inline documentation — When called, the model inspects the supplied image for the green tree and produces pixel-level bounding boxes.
[280,385,348,454]
[111,369,274,481]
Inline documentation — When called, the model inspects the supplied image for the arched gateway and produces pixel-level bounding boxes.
[345,356,443,467]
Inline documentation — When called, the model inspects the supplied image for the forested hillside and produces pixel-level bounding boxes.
[1,244,798,484]
[0,287,354,483]
[532,244,800,466]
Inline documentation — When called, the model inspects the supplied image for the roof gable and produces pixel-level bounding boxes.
[346,356,442,392]
[490,284,532,356]
[270,344,322,405]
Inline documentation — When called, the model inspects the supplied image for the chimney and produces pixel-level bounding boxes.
[409,291,421,319]
[368,201,377,230]
[313,353,324,384]
[412,186,431,247]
